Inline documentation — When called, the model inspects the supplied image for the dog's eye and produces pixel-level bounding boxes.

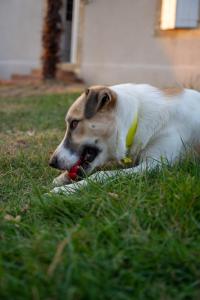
[70,120,79,130]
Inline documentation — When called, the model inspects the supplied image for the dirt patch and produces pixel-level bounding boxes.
[0,81,85,99]
[0,132,31,156]
[0,129,62,157]
[0,103,28,113]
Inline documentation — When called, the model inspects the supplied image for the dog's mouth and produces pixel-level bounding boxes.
[69,145,100,180]
[81,145,100,168]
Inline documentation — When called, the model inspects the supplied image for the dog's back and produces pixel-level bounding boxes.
[111,83,200,151]
[167,88,200,145]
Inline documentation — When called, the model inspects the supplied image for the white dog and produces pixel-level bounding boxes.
[49,84,200,194]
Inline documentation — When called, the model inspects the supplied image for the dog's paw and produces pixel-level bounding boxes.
[51,182,80,195]
[51,179,87,195]
[52,172,71,187]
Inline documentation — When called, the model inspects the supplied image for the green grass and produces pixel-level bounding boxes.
[1,93,200,300]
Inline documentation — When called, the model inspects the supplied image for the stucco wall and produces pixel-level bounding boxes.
[80,0,200,87]
[0,0,43,79]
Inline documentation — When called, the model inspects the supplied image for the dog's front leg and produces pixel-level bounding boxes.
[89,160,158,181]
[52,162,149,188]
[51,161,159,195]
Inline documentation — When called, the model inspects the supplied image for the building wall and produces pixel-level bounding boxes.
[80,0,200,87]
[0,0,43,79]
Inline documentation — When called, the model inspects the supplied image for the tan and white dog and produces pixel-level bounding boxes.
[49,83,200,194]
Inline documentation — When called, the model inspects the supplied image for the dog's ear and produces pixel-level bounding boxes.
[84,88,113,119]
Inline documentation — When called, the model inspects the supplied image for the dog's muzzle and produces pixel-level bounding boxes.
[49,145,101,176]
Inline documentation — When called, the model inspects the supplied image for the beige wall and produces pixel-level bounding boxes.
[80,0,200,87]
[0,0,43,79]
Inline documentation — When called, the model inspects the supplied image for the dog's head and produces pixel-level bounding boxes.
[49,86,117,176]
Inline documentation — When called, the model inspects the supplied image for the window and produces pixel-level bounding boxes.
[160,0,200,30]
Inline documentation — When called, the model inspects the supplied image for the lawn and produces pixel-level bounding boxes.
[0,93,200,300]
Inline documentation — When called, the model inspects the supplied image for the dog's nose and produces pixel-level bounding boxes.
[49,156,58,169]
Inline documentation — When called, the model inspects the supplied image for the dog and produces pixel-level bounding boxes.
[49,83,200,194]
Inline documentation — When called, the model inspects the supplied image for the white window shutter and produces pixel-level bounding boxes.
[176,0,199,28]
[160,0,177,30]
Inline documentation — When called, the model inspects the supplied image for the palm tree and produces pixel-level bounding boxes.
[42,0,63,80]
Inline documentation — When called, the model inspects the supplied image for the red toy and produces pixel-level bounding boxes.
[68,160,81,180]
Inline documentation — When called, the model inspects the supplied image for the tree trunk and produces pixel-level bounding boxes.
[42,0,63,80]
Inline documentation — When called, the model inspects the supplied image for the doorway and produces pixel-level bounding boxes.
[61,0,79,64]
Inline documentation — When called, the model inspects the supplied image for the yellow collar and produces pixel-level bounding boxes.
[122,112,138,164]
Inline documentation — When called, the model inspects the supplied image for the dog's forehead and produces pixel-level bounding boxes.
[67,93,86,120]
[66,86,108,120]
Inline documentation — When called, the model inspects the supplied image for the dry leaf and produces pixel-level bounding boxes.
[108,192,119,199]
[4,214,21,222]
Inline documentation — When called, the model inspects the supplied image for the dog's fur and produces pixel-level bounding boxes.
[49,83,200,194]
